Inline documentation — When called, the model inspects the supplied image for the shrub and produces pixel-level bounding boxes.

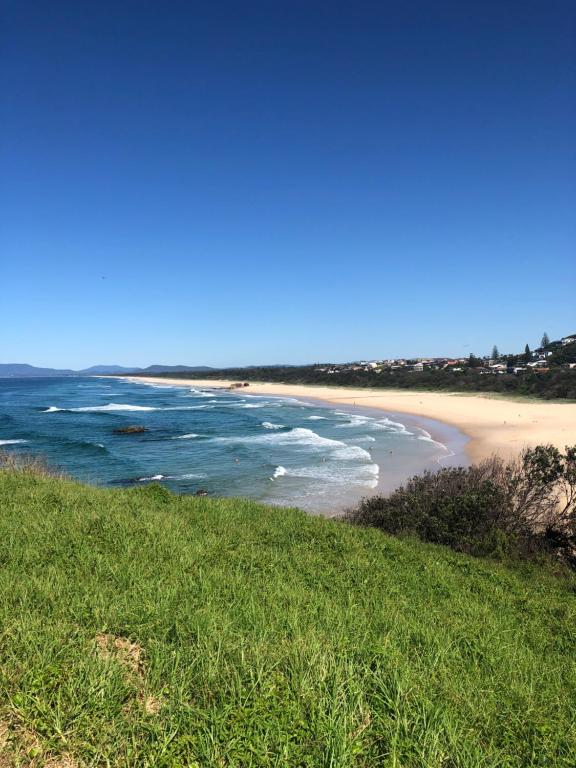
[347,445,576,566]
[0,449,56,477]
[141,365,576,400]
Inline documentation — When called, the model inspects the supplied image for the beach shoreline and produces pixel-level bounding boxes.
[119,377,576,463]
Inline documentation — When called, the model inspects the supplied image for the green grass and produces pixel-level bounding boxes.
[1,469,575,767]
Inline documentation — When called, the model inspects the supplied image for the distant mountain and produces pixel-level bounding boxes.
[78,365,143,374]
[0,364,77,378]
[139,365,214,374]
[0,363,214,378]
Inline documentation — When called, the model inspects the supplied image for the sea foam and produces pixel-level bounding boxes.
[44,402,214,413]
[274,461,379,489]
[212,427,372,462]
[137,472,207,482]
[417,428,453,460]
[44,402,155,413]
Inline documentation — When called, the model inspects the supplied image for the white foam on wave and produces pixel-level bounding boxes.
[271,465,287,479]
[186,388,218,398]
[332,410,414,436]
[261,422,284,430]
[417,428,446,448]
[138,472,207,482]
[185,399,281,410]
[374,417,413,435]
[165,405,212,410]
[243,394,314,407]
[416,428,454,461]
[44,400,228,414]
[173,433,200,440]
[307,415,327,420]
[235,402,279,409]
[141,383,180,390]
[212,427,372,462]
[275,462,379,489]
[44,402,155,413]
[334,413,414,436]
[334,414,374,428]
[279,397,315,407]
[0,439,28,445]
[189,400,281,408]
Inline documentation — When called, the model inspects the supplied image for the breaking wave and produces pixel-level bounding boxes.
[334,412,413,435]
[417,428,454,461]
[44,402,215,413]
[212,427,372,462]
[187,388,216,397]
[377,417,413,435]
[273,462,379,489]
[137,472,207,482]
[44,402,155,413]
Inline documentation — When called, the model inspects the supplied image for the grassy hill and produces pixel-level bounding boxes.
[1,468,575,767]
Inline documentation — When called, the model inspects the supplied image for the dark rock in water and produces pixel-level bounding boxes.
[195,488,209,496]
[113,425,147,434]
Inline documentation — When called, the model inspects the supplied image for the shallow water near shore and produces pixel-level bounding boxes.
[0,377,468,513]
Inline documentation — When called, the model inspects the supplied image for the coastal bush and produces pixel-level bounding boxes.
[0,448,54,476]
[1,464,575,766]
[139,365,576,400]
[347,445,576,566]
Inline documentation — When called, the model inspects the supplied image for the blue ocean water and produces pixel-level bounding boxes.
[0,377,468,513]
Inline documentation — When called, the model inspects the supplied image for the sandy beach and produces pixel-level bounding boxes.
[124,377,576,463]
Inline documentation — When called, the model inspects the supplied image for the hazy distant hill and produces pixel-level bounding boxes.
[139,365,213,374]
[78,365,143,375]
[0,363,214,378]
[0,364,77,378]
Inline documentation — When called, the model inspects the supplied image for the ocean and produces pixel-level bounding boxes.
[0,377,468,513]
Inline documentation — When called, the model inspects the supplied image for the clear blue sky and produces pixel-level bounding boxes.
[1,1,575,368]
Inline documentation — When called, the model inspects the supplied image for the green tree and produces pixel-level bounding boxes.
[524,344,531,363]
[468,353,481,368]
[491,345,499,360]
[541,332,550,348]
